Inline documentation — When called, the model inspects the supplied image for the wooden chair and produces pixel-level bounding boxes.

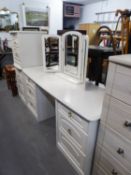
[4,65,18,96]
[88,25,118,85]
[115,9,131,54]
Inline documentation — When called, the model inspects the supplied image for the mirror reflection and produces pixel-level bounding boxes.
[44,37,59,71]
[0,8,19,31]
[65,34,79,67]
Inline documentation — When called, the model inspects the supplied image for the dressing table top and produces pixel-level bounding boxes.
[23,66,105,122]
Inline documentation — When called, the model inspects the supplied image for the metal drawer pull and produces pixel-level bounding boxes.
[112,169,118,175]
[124,121,131,127]
[67,129,72,136]
[68,112,72,118]
[117,148,124,155]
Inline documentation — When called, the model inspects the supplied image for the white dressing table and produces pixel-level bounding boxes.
[11,31,105,175]
[22,66,105,175]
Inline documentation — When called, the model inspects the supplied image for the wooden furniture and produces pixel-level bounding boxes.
[79,23,100,44]
[4,65,17,96]
[92,54,131,175]
[21,66,105,175]
[88,45,121,85]
[63,2,81,30]
[115,9,131,54]
[0,51,13,78]
[88,25,122,85]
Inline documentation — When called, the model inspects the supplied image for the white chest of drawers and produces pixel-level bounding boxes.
[93,55,131,175]
[10,31,45,69]
[56,101,99,175]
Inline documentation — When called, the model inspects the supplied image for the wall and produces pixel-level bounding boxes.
[0,0,63,34]
[80,0,131,29]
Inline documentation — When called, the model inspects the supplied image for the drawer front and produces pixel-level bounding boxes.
[58,112,88,153]
[15,68,21,77]
[18,83,25,94]
[27,102,37,117]
[93,163,108,175]
[13,54,20,63]
[57,102,88,132]
[19,92,26,104]
[101,95,111,123]
[26,84,36,100]
[58,129,86,174]
[99,147,129,175]
[107,97,131,141]
[26,77,36,90]
[111,65,131,105]
[13,38,19,47]
[103,127,131,172]
[16,71,23,84]
[13,50,21,66]
[106,62,116,95]
[27,95,37,116]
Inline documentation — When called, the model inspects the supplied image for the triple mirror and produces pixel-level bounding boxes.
[42,31,88,83]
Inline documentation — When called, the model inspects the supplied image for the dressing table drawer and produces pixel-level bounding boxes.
[103,127,131,172]
[58,112,88,153]
[26,84,36,99]
[111,65,131,105]
[58,129,86,175]
[26,77,36,90]
[13,39,19,47]
[57,102,89,133]
[106,97,131,141]
[93,163,108,175]
[99,148,129,175]
[27,101,37,117]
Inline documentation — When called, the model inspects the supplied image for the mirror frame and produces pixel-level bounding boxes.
[42,35,62,72]
[61,31,89,83]
[0,8,19,31]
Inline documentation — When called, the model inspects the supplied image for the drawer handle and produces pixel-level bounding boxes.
[68,112,72,118]
[67,129,72,136]
[117,148,124,155]
[112,169,118,175]
[124,121,131,127]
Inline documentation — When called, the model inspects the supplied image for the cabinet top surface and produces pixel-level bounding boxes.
[109,54,131,67]
[10,31,46,35]
[23,66,105,122]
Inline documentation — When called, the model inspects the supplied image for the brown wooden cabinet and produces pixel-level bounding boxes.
[79,23,100,44]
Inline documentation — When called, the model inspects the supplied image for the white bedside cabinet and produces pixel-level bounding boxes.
[92,54,131,175]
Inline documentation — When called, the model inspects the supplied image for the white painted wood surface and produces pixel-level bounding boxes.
[11,31,45,69]
[56,101,98,175]
[23,66,105,121]
[93,55,131,175]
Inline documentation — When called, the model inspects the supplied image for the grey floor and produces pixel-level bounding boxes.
[0,80,76,175]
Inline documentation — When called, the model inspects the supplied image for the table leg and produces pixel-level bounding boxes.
[95,57,103,86]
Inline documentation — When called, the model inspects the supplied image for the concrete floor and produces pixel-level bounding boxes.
[0,80,76,175]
